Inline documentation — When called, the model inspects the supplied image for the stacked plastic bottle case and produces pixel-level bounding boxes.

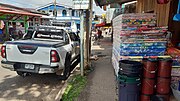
[112,13,168,76]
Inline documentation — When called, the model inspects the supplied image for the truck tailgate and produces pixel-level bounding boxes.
[5,41,56,65]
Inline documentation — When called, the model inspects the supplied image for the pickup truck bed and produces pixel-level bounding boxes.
[5,40,64,65]
[1,26,80,80]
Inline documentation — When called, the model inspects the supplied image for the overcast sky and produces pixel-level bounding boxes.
[0,0,106,15]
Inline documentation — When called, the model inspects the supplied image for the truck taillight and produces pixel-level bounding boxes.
[51,50,60,62]
[1,46,6,58]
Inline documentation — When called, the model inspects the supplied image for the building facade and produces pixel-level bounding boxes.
[36,3,81,33]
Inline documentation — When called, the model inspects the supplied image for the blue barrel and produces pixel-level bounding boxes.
[119,81,140,101]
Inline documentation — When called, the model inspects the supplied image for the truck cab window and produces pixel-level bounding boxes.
[65,33,69,44]
[23,30,34,39]
[69,32,77,41]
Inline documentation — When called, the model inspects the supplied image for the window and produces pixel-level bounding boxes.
[65,33,69,44]
[76,11,78,17]
[20,22,24,27]
[49,10,52,12]
[69,32,79,41]
[42,10,45,13]
[72,10,75,16]
[53,10,57,16]
[76,11,78,16]
[23,30,34,39]
[75,11,80,17]
[34,31,64,40]
[62,10,67,16]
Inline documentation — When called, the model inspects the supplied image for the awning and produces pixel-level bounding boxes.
[0,7,42,17]
[94,0,135,6]
[94,22,111,27]
[94,22,106,27]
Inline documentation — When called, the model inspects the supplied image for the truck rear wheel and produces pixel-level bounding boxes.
[62,56,71,80]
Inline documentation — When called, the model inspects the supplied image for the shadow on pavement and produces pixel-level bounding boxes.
[92,35,112,58]
[0,58,80,101]
[0,73,63,101]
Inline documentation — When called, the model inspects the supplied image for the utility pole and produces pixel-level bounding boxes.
[80,10,85,76]
[54,0,57,17]
[73,0,92,76]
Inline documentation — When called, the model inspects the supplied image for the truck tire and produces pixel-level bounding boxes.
[16,71,30,77]
[77,55,80,62]
[62,55,71,80]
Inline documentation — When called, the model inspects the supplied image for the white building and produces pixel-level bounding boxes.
[36,3,81,32]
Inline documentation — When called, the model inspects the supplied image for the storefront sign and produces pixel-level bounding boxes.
[73,0,89,9]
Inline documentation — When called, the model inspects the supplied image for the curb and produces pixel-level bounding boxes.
[42,80,68,101]
[55,81,68,101]
[43,66,79,101]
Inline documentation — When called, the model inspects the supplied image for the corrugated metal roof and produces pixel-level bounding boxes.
[0,6,42,17]
[94,0,135,6]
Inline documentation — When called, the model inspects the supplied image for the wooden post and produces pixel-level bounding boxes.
[85,0,93,69]
[88,0,93,66]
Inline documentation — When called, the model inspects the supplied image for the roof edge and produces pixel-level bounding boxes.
[36,2,73,10]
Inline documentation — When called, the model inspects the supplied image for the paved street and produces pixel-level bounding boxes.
[0,57,65,101]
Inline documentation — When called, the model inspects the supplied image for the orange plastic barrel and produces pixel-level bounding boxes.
[143,58,157,78]
[141,78,155,95]
[158,58,172,77]
[156,77,171,94]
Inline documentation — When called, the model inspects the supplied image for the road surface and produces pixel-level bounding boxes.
[0,57,65,101]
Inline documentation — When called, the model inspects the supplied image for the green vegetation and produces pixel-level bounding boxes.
[61,74,87,101]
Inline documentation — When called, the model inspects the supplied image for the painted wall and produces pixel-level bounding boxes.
[37,4,80,17]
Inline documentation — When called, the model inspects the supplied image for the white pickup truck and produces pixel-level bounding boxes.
[1,26,80,80]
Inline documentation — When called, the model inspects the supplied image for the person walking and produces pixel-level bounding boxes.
[97,29,102,41]
[105,28,108,35]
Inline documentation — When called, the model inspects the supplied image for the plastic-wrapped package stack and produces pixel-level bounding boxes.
[167,47,180,83]
[112,14,168,76]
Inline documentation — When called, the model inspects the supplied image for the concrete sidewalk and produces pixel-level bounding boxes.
[77,35,117,101]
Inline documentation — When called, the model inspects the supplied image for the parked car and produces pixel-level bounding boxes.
[1,26,80,80]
